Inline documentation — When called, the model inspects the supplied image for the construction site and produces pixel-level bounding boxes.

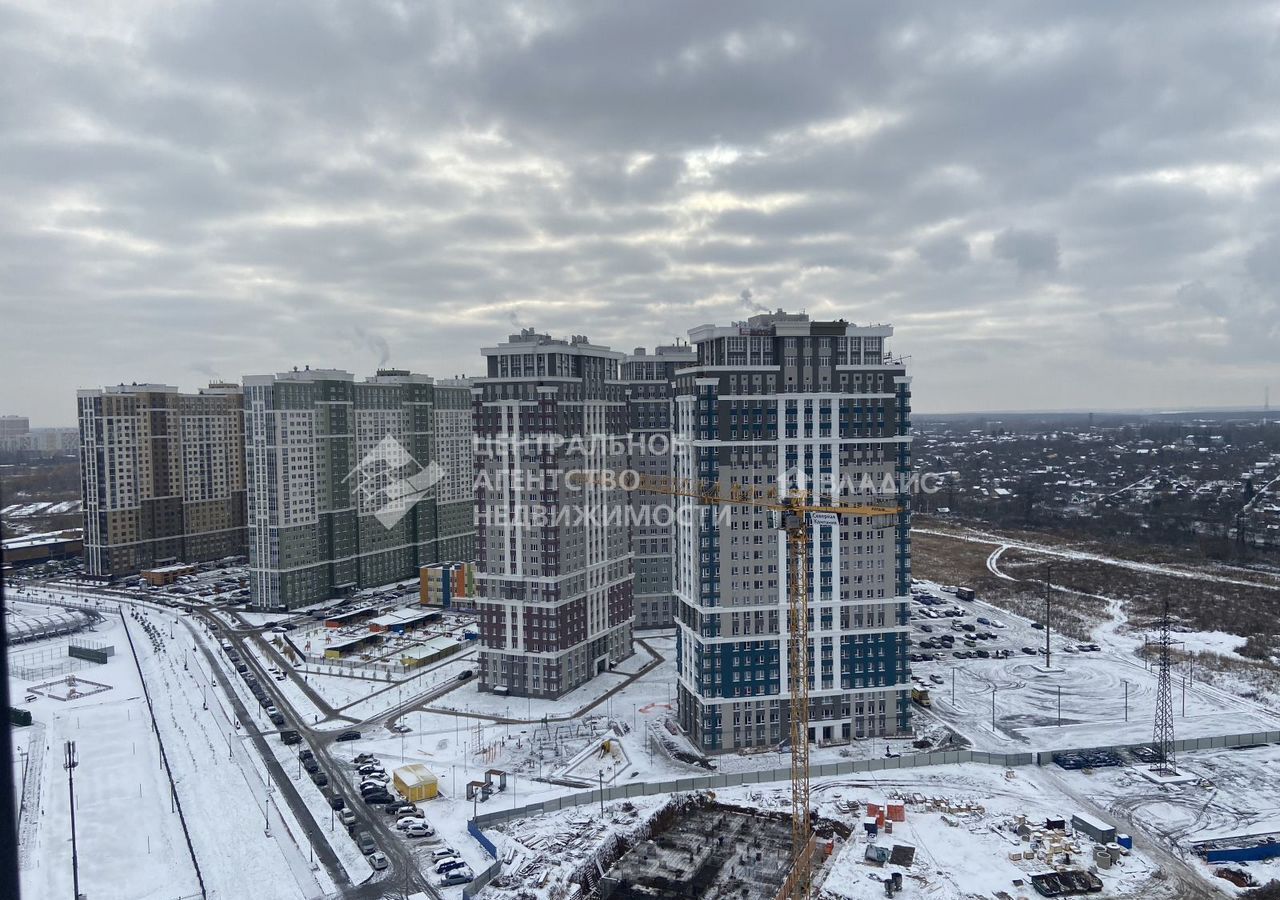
[599,803,798,900]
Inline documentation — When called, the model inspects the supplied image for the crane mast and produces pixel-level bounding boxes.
[783,502,813,900]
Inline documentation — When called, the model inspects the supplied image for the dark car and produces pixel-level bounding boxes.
[386,803,418,817]
[259,696,273,708]
[974,649,990,659]
[919,624,933,633]
[1021,647,1037,655]
[269,712,286,727]
[235,663,248,674]
[298,748,314,762]
[363,792,394,805]
[1031,622,1045,630]
[456,669,474,682]
[280,730,302,745]
[357,831,377,855]
[336,731,361,742]
[303,759,320,774]
[311,772,329,787]
[327,791,345,810]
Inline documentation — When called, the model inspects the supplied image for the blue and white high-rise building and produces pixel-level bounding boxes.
[672,311,914,753]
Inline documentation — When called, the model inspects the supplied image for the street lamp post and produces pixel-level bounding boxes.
[1122,679,1129,722]
[598,768,605,816]
[1043,564,1053,669]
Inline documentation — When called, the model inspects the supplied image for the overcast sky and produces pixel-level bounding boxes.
[3,1,1278,425]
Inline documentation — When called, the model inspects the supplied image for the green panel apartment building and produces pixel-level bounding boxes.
[244,367,475,609]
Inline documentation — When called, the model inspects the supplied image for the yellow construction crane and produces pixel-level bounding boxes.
[627,474,900,900]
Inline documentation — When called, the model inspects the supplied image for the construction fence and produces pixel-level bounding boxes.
[472,728,1280,829]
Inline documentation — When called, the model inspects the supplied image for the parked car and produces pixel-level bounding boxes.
[1021,647,1037,655]
[356,831,377,855]
[402,822,431,838]
[437,870,473,887]
[303,759,320,774]
[354,753,378,764]
[280,730,301,745]
[327,791,344,810]
[919,624,933,633]
[269,712,286,727]
[369,851,389,871]
[298,748,314,762]
[456,669,474,682]
[338,809,357,827]
[312,772,329,787]
[431,847,458,861]
[336,731,361,741]
[386,803,420,817]
[398,816,432,832]
[929,674,944,685]
[363,792,394,805]
[358,764,384,776]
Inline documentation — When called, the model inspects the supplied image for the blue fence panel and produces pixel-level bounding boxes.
[468,819,498,858]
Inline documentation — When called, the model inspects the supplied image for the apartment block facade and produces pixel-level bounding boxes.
[474,330,635,697]
[78,383,247,576]
[244,368,474,609]
[622,344,697,629]
[672,311,914,753]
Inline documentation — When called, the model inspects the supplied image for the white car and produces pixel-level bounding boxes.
[398,816,432,832]
[402,822,431,838]
[431,847,458,861]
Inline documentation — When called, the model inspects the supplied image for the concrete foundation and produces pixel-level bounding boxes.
[599,805,794,900]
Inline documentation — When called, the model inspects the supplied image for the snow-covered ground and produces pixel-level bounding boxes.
[13,614,204,900]
[480,763,1169,900]
[11,596,351,900]
[1063,742,1280,894]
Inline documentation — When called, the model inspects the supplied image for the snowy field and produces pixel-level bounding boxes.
[1066,742,1280,894]
[13,614,204,900]
[12,599,349,900]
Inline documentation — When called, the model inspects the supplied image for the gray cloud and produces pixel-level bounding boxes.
[916,233,970,271]
[1,0,1279,422]
[992,228,1061,276]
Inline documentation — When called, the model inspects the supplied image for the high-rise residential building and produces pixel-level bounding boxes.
[622,343,697,629]
[474,330,634,697]
[433,378,478,564]
[243,368,475,610]
[77,383,247,576]
[0,415,30,439]
[672,311,914,753]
